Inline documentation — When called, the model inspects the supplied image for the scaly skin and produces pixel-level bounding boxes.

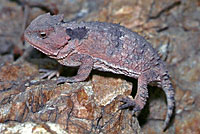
[24,13,175,131]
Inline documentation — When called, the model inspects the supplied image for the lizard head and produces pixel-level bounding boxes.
[24,13,71,58]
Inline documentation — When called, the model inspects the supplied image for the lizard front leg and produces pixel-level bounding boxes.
[57,55,93,84]
[120,73,149,113]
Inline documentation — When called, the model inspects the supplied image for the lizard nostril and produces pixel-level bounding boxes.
[39,32,47,39]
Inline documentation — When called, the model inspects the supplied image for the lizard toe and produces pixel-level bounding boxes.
[119,96,136,109]
[39,69,60,79]
[57,76,75,84]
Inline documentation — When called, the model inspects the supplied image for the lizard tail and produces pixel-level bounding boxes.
[161,71,175,131]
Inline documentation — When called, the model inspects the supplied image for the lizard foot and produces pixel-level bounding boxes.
[56,76,75,84]
[119,96,141,113]
[39,69,60,79]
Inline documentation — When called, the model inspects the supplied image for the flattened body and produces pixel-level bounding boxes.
[63,21,163,78]
[24,13,175,131]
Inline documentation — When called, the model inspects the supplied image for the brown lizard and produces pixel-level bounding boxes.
[24,13,175,131]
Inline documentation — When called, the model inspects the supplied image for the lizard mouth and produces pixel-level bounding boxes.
[24,36,61,58]
[24,27,70,59]
[27,41,58,56]
[28,40,70,60]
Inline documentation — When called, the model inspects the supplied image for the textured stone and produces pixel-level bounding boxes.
[0,62,141,133]
[0,0,200,133]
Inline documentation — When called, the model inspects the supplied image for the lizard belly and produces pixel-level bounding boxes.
[93,58,140,79]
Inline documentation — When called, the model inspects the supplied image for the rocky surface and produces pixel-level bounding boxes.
[0,61,141,133]
[0,0,200,134]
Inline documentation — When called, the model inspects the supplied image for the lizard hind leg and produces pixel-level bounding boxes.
[119,74,149,113]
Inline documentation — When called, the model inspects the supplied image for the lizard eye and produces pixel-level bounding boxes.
[39,32,47,39]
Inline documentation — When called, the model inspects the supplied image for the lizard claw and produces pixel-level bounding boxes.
[39,69,60,79]
[56,76,75,84]
[119,96,136,109]
[119,96,141,113]
[56,76,67,84]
